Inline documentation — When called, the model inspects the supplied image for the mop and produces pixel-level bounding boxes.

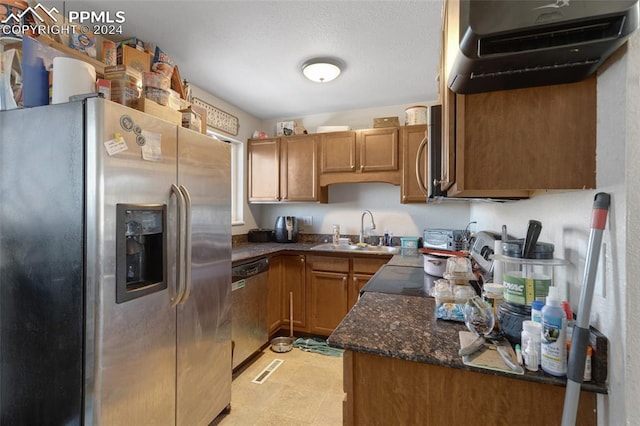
[561,193,610,425]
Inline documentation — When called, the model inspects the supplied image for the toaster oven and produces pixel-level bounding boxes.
[422,229,467,251]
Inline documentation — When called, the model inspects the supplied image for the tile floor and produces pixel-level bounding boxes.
[214,346,344,426]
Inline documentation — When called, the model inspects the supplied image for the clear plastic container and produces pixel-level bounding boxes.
[144,86,170,106]
[443,256,475,282]
[494,241,568,307]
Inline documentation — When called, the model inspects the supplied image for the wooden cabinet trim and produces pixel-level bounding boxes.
[352,257,389,274]
[308,255,350,273]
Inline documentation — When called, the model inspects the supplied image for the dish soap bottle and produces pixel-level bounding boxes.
[541,286,567,376]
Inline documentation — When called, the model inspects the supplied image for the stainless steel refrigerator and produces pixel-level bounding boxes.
[0,97,232,425]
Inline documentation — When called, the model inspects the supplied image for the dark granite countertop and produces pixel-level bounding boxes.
[328,291,608,394]
[232,242,317,264]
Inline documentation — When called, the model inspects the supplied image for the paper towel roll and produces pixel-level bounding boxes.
[52,57,96,104]
[493,239,503,284]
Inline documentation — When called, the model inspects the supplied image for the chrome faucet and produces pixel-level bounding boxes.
[359,210,376,244]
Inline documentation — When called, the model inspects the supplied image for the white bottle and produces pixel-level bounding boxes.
[541,286,567,376]
[521,320,542,371]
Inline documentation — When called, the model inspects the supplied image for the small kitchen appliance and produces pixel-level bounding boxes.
[275,216,298,243]
[248,228,274,243]
[423,228,468,251]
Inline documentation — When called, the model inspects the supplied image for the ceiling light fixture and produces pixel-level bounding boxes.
[302,59,342,83]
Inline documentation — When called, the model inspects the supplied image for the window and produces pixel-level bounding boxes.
[208,130,244,226]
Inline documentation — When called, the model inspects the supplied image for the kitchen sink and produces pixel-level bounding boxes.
[310,243,399,254]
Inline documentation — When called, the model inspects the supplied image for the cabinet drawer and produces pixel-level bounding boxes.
[353,257,389,274]
[308,256,350,273]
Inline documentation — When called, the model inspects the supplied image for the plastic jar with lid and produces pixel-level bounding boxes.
[496,240,568,308]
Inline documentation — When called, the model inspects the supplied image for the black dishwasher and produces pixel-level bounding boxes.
[231,257,269,370]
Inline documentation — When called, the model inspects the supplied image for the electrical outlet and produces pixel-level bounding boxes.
[300,215,313,229]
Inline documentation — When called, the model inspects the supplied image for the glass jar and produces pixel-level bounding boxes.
[332,224,340,245]
[482,283,504,331]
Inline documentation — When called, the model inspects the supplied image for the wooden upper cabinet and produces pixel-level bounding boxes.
[247,137,280,202]
[448,78,596,197]
[280,135,324,202]
[439,0,596,198]
[319,128,401,186]
[358,128,399,172]
[248,135,327,203]
[320,131,357,173]
[401,125,428,203]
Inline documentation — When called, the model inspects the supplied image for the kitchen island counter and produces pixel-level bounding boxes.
[328,291,605,425]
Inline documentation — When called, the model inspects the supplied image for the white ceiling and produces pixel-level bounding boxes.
[58,1,443,120]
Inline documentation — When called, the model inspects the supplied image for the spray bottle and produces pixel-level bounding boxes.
[541,286,567,376]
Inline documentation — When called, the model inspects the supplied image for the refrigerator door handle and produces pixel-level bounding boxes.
[170,183,187,307]
[178,185,193,304]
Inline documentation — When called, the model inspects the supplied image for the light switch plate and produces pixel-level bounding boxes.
[300,215,313,230]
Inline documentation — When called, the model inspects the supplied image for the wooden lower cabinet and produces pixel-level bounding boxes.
[350,274,373,310]
[349,257,389,309]
[267,253,390,337]
[343,351,597,426]
[308,256,349,336]
[307,255,390,336]
[267,256,283,335]
[280,254,307,332]
[309,270,349,335]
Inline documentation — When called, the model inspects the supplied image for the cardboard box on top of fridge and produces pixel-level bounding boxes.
[134,97,182,126]
[276,121,296,136]
[117,44,151,73]
[180,106,202,133]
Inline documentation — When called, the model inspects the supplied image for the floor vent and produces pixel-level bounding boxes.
[251,359,284,384]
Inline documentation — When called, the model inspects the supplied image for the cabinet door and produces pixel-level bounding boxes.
[281,255,307,331]
[267,256,283,336]
[358,128,399,172]
[349,274,374,310]
[439,0,457,191]
[401,125,428,203]
[280,135,321,202]
[309,270,349,336]
[248,138,280,202]
[320,131,357,173]
[450,78,595,196]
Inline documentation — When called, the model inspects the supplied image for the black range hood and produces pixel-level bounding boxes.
[448,0,639,94]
